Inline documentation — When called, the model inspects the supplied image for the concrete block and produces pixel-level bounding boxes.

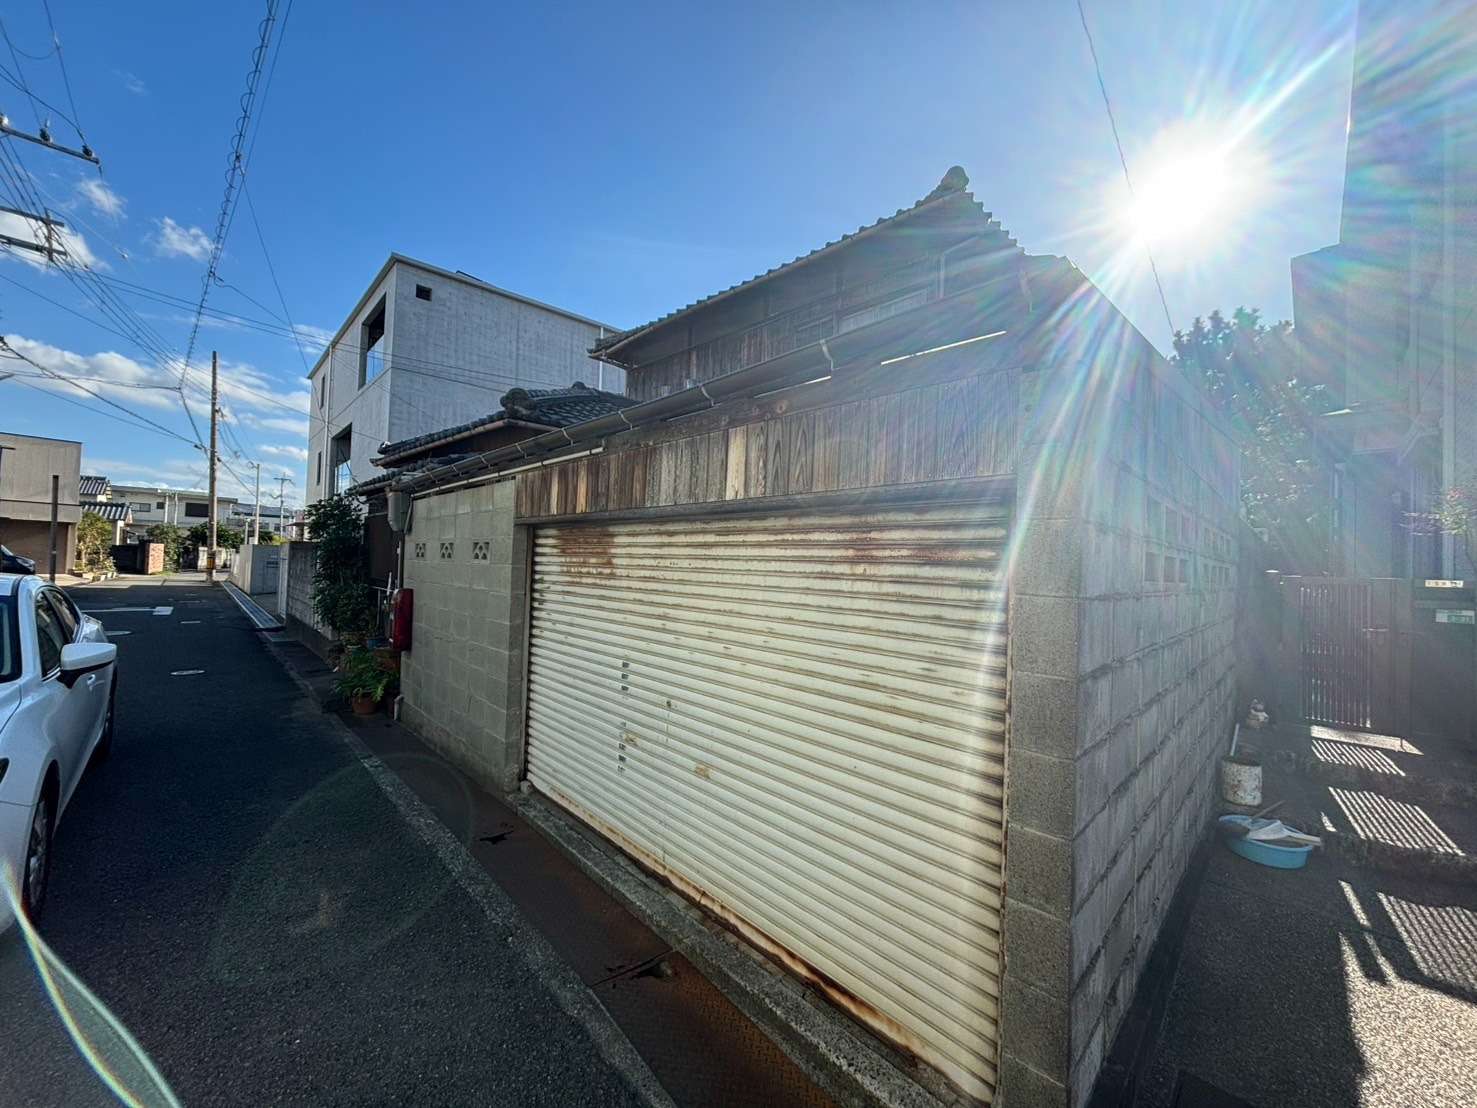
[1011,595,1080,680]
[1069,1020,1106,1108]
[1013,517,1083,597]
[1015,442,1086,524]
[1068,949,1104,1054]
[1072,806,1109,907]
[1009,749,1075,838]
[1011,672,1079,759]
[1006,826,1072,917]
[1004,898,1071,1000]
[1078,598,1113,674]
[1078,671,1113,752]
[1112,718,1142,795]
[1069,876,1106,982]
[1073,739,1109,834]
[997,1052,1069,1108]
[1001,975,1070,1079]
[1080,525,1114,598]
[1109,663,1138,728]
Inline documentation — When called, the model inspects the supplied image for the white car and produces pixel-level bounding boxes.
[0,573,116,927]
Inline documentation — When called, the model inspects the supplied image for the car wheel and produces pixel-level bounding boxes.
[22,792,52,918]
[93,682,116,761]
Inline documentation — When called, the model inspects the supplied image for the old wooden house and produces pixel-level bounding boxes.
[386,168,1240,1108]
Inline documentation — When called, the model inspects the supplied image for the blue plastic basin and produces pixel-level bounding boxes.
[1218,815,1315,869]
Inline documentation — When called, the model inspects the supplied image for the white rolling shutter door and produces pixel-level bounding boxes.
[526,503,1009,1101]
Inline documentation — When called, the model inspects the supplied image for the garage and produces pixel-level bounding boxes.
[524,501,1009,1099]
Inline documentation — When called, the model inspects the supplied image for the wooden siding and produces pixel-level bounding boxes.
[515,366,1018,521]
[622,223,1021,403]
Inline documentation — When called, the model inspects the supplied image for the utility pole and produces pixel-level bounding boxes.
[206,351,219,582]
[251,460,262,544]
[274,475,293,539]
[0,443,13,551]
[47,474,58,582]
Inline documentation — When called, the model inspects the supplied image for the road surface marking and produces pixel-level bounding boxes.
[79,606,175,616]
[105,630,132,637]
[179,620,201,625]
[170,669,205,676]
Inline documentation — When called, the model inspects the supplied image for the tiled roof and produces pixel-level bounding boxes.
[79,474,109,498]
[84,502,129,521]
[348,452,480,497]
[376,383,635,463]
[592,166,1013,359]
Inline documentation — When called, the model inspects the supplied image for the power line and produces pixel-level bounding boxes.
[0,337,200,445]
[180,0,283,377]
[1075,0,1175,337]
[0,18,43,130]
[5,374,197,439]
[38,0,87,148]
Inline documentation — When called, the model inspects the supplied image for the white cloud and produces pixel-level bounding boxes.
[4,335,178,409]
[292,323,335,352]
[114,70,147,96]
[0,212,105,270]
[260,443,309,461]
[154,217,212,262]
[77,178,125,219]
[6,337,311,457]
[241,413,309,437]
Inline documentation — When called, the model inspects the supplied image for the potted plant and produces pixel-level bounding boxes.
[337,647,396,715]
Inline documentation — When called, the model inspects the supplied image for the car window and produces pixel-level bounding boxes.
[35,595,66,676]
[43,590,79,641]
[0,598,16,683]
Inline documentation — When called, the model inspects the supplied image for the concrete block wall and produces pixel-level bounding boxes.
[400,479,526,793]
[1001,323,1239,1107]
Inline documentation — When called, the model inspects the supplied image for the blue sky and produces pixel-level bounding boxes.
[0,0,1355,505]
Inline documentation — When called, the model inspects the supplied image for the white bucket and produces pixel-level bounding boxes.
[1221,758,1263,807]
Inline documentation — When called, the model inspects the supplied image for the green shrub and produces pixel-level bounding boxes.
[77,511,116,575]
[306,494,377,638]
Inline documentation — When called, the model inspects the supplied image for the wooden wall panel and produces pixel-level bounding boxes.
[512,367,1018,521]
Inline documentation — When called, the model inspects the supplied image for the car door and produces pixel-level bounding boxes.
[43,589,108,757]
[32,591,95,810]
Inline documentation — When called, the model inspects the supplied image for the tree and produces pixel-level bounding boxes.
[1173,308,1330,569]
[305,493,376,638]
[1409,477,1477,570]
[76,512,116,575]
[185,522,244,552]
[145,524,184,572]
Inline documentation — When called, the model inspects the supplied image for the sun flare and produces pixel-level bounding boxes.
[1125,144,1258,247]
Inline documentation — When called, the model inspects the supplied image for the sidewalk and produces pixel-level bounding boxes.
[1131,724,1477,1108]
[263,633,838,1108]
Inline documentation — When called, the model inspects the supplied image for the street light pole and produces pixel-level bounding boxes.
[252,460,262,544]
[206,351,219,582]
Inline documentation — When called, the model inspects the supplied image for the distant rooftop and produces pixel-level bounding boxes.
[376,382,635,464]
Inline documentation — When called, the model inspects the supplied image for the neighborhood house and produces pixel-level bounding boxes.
[360,169,1240,1107]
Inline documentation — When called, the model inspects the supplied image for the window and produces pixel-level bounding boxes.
[0,597,17,683]
[316,451,323,487]
[316,375,326,410]
[359,296,387,387]
[330,426,353,495]
[43,589,78,641]
[35,594,66,676]
[184,502,209,518]
[415,284,432,301]
[135,501,156,512]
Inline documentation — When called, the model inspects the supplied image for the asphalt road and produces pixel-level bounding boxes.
[0,577,653,1107]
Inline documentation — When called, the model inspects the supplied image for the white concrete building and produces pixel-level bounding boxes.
[305,255,622,503]
[113,485,239,534]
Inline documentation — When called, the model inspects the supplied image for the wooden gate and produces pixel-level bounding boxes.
[1292,577,1407,734]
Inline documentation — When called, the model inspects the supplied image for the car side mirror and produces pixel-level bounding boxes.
[59,641,117,689]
